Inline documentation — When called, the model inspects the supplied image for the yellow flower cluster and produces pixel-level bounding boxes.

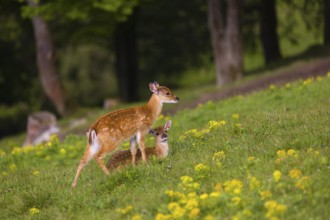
[194,163,210,179]
[223,179,244,194]
[248,176,261,190]
[115,205,133,215]
[179,176,200,192]
[288,169,302,179]
[259,191,272,200]
[212,151,225,167]
[273,170,281,182]
[303,78,313,86]
[275,149,298,163]
[295,176,312,191]
[29,207,40,215]
[231,114,239,119]
[179,120,228,142]
[264,200,287,219]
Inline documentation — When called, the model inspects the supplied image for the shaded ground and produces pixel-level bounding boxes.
[166,57,330,114]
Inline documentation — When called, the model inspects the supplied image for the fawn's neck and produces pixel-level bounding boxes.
[155,141,168,158]
[147,94,163,120]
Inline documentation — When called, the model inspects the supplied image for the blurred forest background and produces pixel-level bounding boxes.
[0,0,329,138]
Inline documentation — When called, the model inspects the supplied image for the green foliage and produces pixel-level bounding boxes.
[58,44,118,107]
[0,74,329,219]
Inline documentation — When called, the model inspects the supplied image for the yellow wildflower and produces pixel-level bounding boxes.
[194,163,210,178]
[116,205,133,215]
[259,191,272,200]
[203,215,214,220]
[2,171,8,176]
[171,205,185,219]
[132,214,142,220]
[249,176,261,190]
[287,149,297,157]
[224,179,243,194]
[295,176,312,191]
[189,208,200,219]
[316,76,322,81]
[231,196,241,206]
[179,176,200,192]
[11,147,22,155]
[214,182,223,192]
[9,163,17,172]
[219,120,227,125]
[185,198,199,210]
[284,83,291,89]
[247,156,255,161]
[212,151,225,167]
[33,170,40,176]
[303,78,313,86]
[264,200,287,219]
[273,170,281,182]
[209,191,220,198]
[29,207,40,215]
[276,150,286,158]
[327,72,330,77]
[200,193,208,200]
[288,169,302,179]
[269,84,276,90]
[231,113,239,119]
[59,148,66,155]
[155,213,172,220]
[243,209,252,216]
[168,202,180,211]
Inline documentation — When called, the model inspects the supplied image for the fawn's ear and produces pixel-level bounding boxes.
[164,120,172,130]
[149,82,159,94]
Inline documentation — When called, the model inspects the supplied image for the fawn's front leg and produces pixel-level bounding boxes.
[137,130,147,162]
[130,137,137,165]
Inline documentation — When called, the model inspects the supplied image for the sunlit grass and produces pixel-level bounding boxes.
[0,74,329,219]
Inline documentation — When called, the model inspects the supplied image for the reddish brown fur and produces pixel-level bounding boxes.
[107,121,171,171]
[71,83,178,188]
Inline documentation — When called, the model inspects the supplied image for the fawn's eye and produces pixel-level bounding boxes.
[155,132,159,136]
[166,92,170,95]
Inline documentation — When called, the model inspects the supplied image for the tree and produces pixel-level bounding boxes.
[259,0,281,63]
[207,0,244,86]
[324,0,330,44]
[25,0,65,115]
[114,8,139,102]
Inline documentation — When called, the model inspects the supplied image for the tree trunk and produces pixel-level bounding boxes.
[26,0,65,115]
[114,9,139,102]
[259,0,281,63]
[324,0,330,45]
[207,0,243,86]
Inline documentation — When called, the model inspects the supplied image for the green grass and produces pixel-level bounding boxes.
[0,75,329,219]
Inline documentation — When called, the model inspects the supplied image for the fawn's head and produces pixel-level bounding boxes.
[148,120,172,143]
[149,82,180,103]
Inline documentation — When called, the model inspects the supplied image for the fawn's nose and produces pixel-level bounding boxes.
[175,96,180,101]
[162,133,167,139]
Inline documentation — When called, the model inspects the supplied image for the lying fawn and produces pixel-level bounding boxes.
[71,82,179,188]
[107,120,172,170]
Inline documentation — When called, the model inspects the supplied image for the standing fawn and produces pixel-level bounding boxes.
[107,120,172,170]
[71,82,179,188]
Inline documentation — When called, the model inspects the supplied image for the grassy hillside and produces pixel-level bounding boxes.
[0,74,329,220]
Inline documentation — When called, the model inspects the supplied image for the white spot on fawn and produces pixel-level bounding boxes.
[90,130,100,156]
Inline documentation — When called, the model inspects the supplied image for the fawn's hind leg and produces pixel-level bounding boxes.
[94,151,110,175]
[72,148,94,188]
